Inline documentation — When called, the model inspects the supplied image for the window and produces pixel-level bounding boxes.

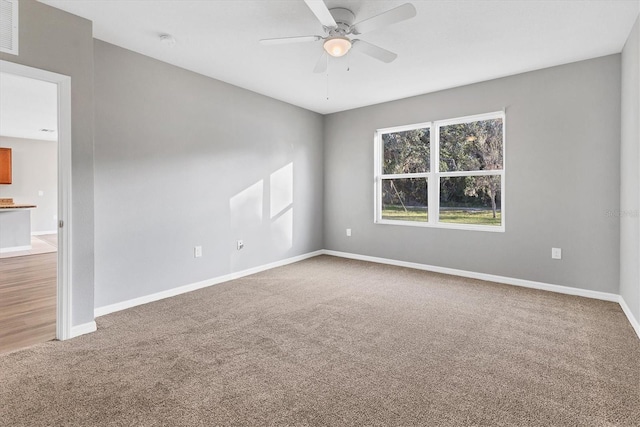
[375,112,505,231]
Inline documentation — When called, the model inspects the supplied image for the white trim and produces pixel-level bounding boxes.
[375,218,504,232]
[501,109,507,229]
[373,132,381,223]
[0,244,31,253]
[95,250,324,318]
[432,118,440,223]
[0,60,73,341]
[92,248,639,341]
[321,250,620,302]
[56,74,72,341]
[31,230,57,236]
[70,321,96,338]
[438,170,504,177]
[619,296,640,339]
[381,172,430,179]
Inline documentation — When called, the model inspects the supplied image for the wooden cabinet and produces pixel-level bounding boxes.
[0,148,11,184]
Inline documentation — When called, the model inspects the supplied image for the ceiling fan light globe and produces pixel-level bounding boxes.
[323,37,352,57]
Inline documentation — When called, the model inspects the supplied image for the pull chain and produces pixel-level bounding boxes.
[326,56,330,100]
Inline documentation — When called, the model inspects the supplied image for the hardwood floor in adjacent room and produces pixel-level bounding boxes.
[0,252,57,354]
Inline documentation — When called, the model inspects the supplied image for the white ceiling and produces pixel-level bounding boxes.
[0,72,58,141]
[41,0,640,114]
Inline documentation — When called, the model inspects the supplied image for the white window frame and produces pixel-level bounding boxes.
[374,111,505,232]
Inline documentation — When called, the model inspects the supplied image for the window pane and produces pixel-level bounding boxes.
[439,118,503,172]
[382,127,430,174]
[439,176,501,226]
[382,178,428,222]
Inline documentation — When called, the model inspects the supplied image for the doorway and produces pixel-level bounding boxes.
[0,60,72,351]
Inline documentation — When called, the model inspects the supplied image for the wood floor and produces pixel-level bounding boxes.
[0,252,57,354]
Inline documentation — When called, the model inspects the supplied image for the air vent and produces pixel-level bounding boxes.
[0,0,18,55]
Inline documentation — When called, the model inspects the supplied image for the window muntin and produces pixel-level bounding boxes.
[375,112,505,231]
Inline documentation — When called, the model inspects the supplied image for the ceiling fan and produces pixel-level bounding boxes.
[259,0,417,73]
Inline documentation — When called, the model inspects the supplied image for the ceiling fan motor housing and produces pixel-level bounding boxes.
[327,8,355,35]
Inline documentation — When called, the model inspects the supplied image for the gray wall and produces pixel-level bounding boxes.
[93,41,324,309]
[620,15,640,322]
[0,2,631,334]
[0,0,95,326]
[0,136,57,233]
[324,55,621,294]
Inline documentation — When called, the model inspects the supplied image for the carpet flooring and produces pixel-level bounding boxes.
[1,255,638,426]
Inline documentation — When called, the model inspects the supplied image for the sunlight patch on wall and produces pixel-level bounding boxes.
[270,162,293,250]
[230,179,264,228]
[271,207,293,251]
[270,163,293,219]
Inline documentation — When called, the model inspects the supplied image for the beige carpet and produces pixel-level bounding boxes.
[1,255,638,426]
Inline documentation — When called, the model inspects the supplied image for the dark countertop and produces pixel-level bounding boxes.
[0,204,37,209]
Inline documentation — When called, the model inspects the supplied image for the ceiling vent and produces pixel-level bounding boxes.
[0,0,18,55]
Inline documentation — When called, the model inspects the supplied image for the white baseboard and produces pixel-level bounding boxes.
[95,250,324,318]
[0,245,31,253]
[321,250,640,340]
[91,248,639,342]
[619,296,640,339]
[70,321,97,338]
[32,230,57,236]
[321,250,620,302]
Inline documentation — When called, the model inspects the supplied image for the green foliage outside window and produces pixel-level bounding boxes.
[379,116,504,227]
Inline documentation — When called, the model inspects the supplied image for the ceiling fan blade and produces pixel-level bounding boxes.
[260,35,322,45]
[351,3,417,35]
[351,40,397,63]
[313,51,328,73]
[304,0,337,28]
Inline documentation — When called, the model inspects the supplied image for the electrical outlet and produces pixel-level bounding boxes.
[194,246,202,258]
[346,228,352,237]
[38,190,44,196]
[551,247,562,260]
[237,240,244,250]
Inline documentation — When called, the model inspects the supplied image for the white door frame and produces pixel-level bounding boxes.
[0,60,73,340]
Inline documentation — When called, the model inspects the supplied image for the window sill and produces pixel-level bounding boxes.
[375,219,505,233]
